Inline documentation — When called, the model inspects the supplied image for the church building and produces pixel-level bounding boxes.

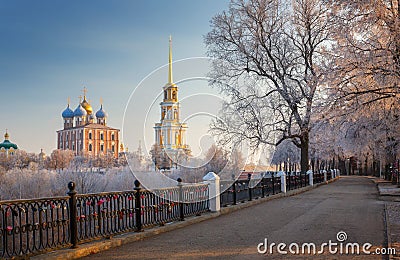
[57,89,120,158]
[0,130,18,156]
[153,37,191,169]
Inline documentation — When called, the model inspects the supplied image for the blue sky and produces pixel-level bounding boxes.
[0,0,230,154]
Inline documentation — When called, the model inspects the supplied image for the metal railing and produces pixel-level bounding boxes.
[327,171,332,181]
[313,173,324,184]
[220,175,282,207]
[0,196,70,258]
[0,179,209,259]
[1,170,334,258]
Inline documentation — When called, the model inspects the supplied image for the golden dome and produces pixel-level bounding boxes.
[81,98,93,115]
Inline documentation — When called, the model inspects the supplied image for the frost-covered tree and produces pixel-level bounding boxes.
[271,140,300,171]
[328,0,400,106]
[206,0,334,174]
[324,0,400,167]
[204,144,229,174]
[47,149,74,171]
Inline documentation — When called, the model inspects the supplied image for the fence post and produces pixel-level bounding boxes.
[67,182,78,248]
[308,170,313,186]
[232,181,237,205]
[248,174,252,201]
[323,170,327,182]
[280,172,287,194]
[272,173,275,194]
[261,177,265,198]
[134,180,143,232]
[203,172,220,212]
[177,178,184,221]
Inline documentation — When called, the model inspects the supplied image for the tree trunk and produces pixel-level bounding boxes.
[300,131,309,174]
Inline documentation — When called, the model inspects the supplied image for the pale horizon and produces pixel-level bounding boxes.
[0,0,229,155]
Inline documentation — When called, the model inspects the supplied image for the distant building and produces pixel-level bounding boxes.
[0,130,18,156]
[153,37,191,169]
[135,140,146,165]
[57,88,120,158]
[38,149,46,168]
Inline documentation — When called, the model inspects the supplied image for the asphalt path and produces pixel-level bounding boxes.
[83,176,386,259]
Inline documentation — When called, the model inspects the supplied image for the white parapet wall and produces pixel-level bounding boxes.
[203,172,220,212]
[307,170,314,186]
[278,171,286,193]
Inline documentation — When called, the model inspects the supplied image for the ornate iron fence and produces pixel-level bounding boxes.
[220,175,283,207]
[313,173,324,184]
[0,179,209,259]
[1,171,329,258]
[0,196,70,258]
[286,173,299,191]
[327,171,332,180]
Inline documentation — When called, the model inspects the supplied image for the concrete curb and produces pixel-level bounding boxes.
[384,203,395,260]
[368,176,400,197]
[32,177,339,260]
[369,176,397,259]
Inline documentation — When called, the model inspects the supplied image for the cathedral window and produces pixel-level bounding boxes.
[89,144,92,152]
[172,91,176,100]
[111,133,115,141]
[112,145,115,152]
[89,132,92,140]
[100,144,104,152]
[100,133,104,140]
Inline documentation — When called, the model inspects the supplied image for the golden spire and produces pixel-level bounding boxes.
[83,86,88,99]
[4,129,9,140]
[168,35,173,84]
[67,97,70,106]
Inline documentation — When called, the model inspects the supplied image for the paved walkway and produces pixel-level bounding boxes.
[82,176,386,259]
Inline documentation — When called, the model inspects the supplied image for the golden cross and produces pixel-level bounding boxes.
[83,86,87,97]
[67,97,70,105]
[100,97,103,105]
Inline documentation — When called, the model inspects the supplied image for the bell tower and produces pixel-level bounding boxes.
[154,36,190,169]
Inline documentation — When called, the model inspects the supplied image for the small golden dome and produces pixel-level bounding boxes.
[81,98,93,115]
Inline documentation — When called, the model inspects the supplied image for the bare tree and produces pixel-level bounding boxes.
[47,149,74,171]
[203,144,229,174]
[322,0,400,166]
[206,0,333,173]
[328,0,400,106]
[271,139,300,170]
